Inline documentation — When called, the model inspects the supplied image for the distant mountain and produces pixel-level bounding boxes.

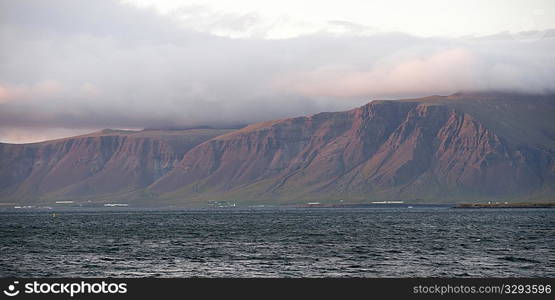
[149,92,555,205]
[0,129,232,203]
[1,92,554,206]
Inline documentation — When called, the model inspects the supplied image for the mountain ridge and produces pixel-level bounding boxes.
[0,129,233,203]
[1,92,554,206]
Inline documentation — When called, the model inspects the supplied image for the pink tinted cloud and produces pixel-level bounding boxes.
[273,48,480,98]
[0,127,96,144]
[0,80,65,103]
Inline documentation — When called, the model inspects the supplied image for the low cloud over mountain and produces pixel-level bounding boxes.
[1,0,554,142]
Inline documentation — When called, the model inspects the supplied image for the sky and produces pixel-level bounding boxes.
[0,0,554,143]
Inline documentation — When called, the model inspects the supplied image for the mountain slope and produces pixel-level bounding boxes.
[0,129,232,203]
[1,92,553,206]
[149,93,555,205]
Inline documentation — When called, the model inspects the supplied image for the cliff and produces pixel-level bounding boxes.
[1,92,554,206]
[0,129,231,203]
[149,93,555,205]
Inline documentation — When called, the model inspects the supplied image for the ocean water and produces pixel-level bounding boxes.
[1,207,553,277]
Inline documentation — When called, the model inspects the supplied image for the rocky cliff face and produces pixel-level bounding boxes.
[149,93,555,204]
[1,93,554,206]
[0,129,231,203]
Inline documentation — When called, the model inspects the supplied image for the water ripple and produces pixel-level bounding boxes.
[0,208,553,277]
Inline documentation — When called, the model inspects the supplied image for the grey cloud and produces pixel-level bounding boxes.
[0,0,554,142]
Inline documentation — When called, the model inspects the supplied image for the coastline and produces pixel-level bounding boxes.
[455,202,555,209]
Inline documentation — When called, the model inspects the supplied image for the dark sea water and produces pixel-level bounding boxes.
[1,207,554,277]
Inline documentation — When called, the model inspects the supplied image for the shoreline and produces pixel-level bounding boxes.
[455,202,555,209]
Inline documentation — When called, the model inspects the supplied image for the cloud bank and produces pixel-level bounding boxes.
[1,0,554,142]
